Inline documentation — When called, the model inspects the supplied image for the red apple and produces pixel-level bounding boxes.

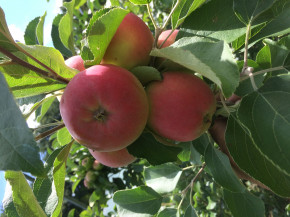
[101,13,154,70]
[65,55,85,71]
[60,64,149,151]
[146,71,216,142]
[92,160,102,170]
[89,148,136,168]
[157,29,179,48]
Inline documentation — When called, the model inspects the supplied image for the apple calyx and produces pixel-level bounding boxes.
[93,107,108,122]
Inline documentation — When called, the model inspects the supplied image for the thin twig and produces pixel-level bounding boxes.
[34,123,65,141]
[162,0,181,30]
[178,163,206,210]
[146,3,158,30]
[240,66,285,81]
[241,23,251,75]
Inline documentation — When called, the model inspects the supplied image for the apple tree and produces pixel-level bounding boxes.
[1,0,290,216]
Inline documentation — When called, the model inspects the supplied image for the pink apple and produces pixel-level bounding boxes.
[101,13,154,69]
[157,29,179,48]
[65,55,86,71]
[89,148,136,168]
[146,71,216,142]
[60,64,149,151]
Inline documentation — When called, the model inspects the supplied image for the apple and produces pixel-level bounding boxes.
[89,148,136,168]
[84,170,97,189]
[157,29,179,48]
[146,71,216,142]
[65,55,86,72]
[101,13,154,70]
[92,160,103,170]
[60,64,149,151]
[57,55,86,101]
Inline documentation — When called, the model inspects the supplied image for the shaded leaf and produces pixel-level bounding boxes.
[157,208,177,217]
[184,205,198,217]
[36,11,47,45]
[131,66,162,85]
[233,0,275,24]
[226,114,290,197]
[127,132,182,165]
[59,0,75,54]
[51,13,72,57]
[113,186,162,217]
[171,0,206,29]
[144,163,182,194]
[24,17,41,45]
[129,0,152,5]
[237,75,290,176]
[224,188,265,217]
[0,73,45,176]
[204,142,244,193]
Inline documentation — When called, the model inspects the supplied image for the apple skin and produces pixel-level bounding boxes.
[157,29,179,48]
[101,13,154,70]
[60,64,149,151]
[89,148,136,168]
[65,55,86,71]
[146,71,216,142]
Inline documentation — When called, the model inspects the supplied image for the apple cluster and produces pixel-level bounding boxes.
[60,13,216,168]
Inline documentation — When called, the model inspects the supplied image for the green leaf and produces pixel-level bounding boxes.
[184,205,198,217]
[36,96,56,122]
[51,142,73,217]
[33,147,64,216]
[51,13,72,57]
[226,114,290,197]
[0,73,45,176]
[127,132,182,165]
[129,0,152,5]
[0,44,77,98]
[233,0,275,24]
[0,7,19,51]
[144,163,182,194]
[151,37,239,97]
[5,171,47,217]
[57,127,72,146]
[179,0,246,43]
[36,11,47,45]
[204,142,245,193]
[82,8,129,67]
[171,0,206,29]
[223,189,265,217]
[131,66,162,85]
[237,75,290,176]
[113,186,162,217]
[59,0,75,54]
[248,0,290,47]
[157,208,177,217]
[24,17,41,45]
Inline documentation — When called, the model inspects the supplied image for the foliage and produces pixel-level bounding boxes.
[1,0,290,216]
